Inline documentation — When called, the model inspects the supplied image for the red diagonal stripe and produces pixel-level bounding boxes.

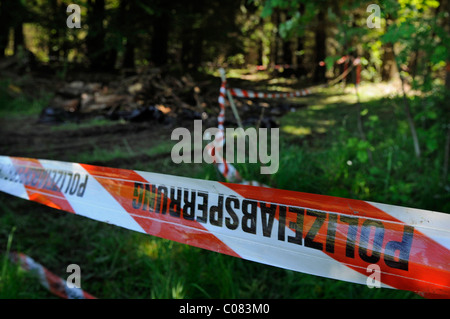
[80,164,240,258]
[10,158,75,213]
[223,182,450,297]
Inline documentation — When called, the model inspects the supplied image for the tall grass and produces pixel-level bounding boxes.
[0,80,52,117]
[0,81,446,299]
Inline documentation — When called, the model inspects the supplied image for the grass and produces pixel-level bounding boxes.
[0,79,52,118]
[49,117,118,131]
[0,197,421,299]
[0,75,447,299]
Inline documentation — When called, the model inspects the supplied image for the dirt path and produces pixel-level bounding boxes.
[0,116,175,167]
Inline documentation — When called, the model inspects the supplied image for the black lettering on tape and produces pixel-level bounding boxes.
[64,172,73,193]
[225,196,239,230]
[15,167,25,184]
[196,191,208,223]
[51,171,61,191]
[9,168,18,183]
[156,185,168,214]
[242,199,257,234]
[128,183,416,272]
[169,187,182,218]
[339,215,359,258]
[384,225,414,271]
[182,189,196,220]
[24,169,33,186]
[260,202,276,238]
[278,205,286,241]
[43,171,54,190]
[326,213,337,253]
[140,183,153,211]
[287,207,303,245]
[209,194,224,227]
[69,173,80,195]
[358,219,385,264]
[58,171,67,190]
[31,169,41,187]
[34,170,50,189]
[77,174,89,197]
[304,210,326,251]
[132,182,143,209]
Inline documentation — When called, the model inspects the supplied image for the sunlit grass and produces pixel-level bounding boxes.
[282,125,312,136]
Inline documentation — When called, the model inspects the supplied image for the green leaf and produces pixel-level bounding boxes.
[357,150,369,163]
[261,5,273,18]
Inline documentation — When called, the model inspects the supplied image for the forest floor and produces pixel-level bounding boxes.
[0,67,436,299]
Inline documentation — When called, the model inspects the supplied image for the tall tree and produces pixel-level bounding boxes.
[150,0,171,66]
[0,1,10,57]
[0,1,29,57]
[313,7,327,82]
[86,0,115,71]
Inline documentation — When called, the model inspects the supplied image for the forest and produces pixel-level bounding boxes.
[0,0,447,84]
[0,0,449,300]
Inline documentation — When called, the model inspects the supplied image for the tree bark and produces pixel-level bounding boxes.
[393,49,421,158]
[381,43,398,82]
[0,4,8,57]
[151,9,170,66]
[123,41,135,69]
[86,0,108,70]
[281,10,292,65]
[446,61,450,90]
[313,9,326,83]
[13,23,25,55]
[270,10,280,66]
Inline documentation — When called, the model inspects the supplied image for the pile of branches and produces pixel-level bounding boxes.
[1,54,304,128]
[40,68,217,125]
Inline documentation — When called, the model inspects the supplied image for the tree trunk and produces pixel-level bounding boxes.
[270,10,280,66]
[123,41,135,69]
[381,43,398,82]
[313,9,326,83]
[257,38,264,66]
[446,61,450,91]
[47,0,63,62]
[191,31,203,68]
[151,10,170,66]
[282,40,292,66]
[442,1,450,90]
[86,0,107,70]
[0,1,12,57]
[13,23,25,55]
[281,11,292,66]
[392,48,421,158]
[118,0,136,70]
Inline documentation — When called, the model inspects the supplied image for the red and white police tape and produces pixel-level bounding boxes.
[212,59,360,184]
[207,69,268,186]
[1,155,449,298]
[9,251,96,299]
[228,87,313,99]
[227,55,362,100]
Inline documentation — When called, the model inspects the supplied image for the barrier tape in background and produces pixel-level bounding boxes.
[229,87,313,99]
[9,251,96,299]
[207,70,268,186]
[211,60,359,184]
[1,156,449,298]
[226,56,361,100]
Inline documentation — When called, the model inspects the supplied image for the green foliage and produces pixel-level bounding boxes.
[249,84,448,212]
[381,0,450,90]
[0,80,52,117]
